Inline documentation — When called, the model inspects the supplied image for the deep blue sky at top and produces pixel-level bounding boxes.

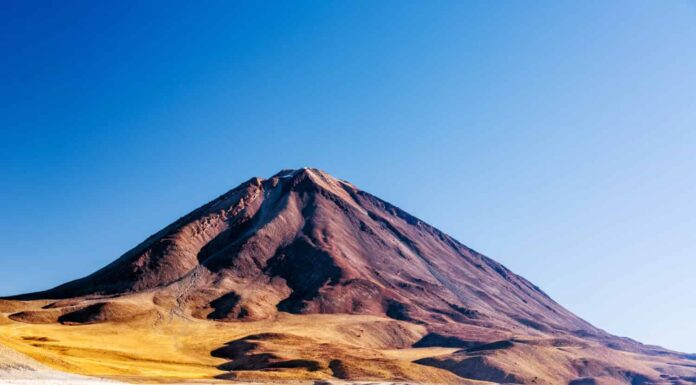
[1,1,695,351]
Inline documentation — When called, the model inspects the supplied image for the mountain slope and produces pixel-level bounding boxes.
[3,168,695,385]
[14,168,595,335]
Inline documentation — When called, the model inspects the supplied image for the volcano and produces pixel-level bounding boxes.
[2,168,694,385]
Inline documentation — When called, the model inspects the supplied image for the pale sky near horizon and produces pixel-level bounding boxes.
[1,1,695,352]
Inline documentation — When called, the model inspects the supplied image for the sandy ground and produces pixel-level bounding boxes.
[1,341,119,384]
[2,343,417,385]
[0,309,470,384]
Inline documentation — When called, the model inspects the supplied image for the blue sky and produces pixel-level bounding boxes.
[1,1,695,352]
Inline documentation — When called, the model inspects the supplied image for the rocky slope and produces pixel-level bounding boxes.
[12,168,596,333]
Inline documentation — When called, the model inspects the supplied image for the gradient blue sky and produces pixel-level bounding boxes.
[1,1,695,352]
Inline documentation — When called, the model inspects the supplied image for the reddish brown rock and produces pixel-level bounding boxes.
[11,169,594,334]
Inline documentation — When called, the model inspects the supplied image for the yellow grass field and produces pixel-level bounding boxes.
[0,304,474,384]
[2,298,691,385]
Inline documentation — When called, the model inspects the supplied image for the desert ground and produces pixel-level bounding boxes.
[1,336,119,385]
[2,316,445,385]
[3,296,695,385]
[0,297,479,384]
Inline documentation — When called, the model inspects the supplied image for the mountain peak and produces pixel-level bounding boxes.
[269,167,343,186]
[270,167,331,179]
[11,168,596,337]
[4,169,693,385]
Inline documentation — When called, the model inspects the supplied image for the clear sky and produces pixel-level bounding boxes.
[1,1,695,352]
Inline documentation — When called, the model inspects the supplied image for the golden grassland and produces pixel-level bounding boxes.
[2,298,693,385]
[0,303,476,384]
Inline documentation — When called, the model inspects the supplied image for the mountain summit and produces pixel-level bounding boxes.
[16,168,592,334]
[4,168,694,384]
